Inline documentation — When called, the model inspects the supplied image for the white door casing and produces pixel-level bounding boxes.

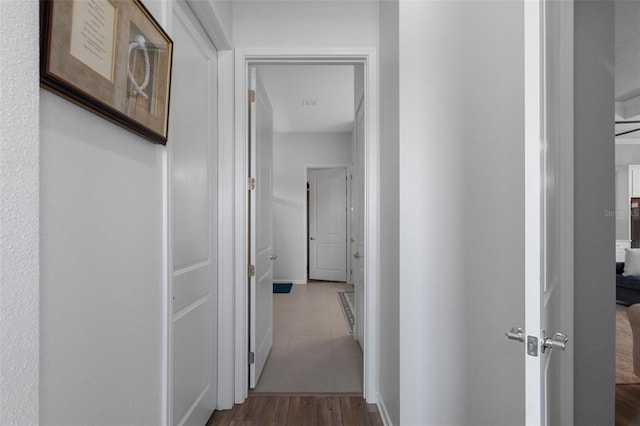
[353,96,365,349]
[524,1,574,424]
[231,49,379,404]
[309,168,348,282]
[169,2,218,425]
[249,67,274,388]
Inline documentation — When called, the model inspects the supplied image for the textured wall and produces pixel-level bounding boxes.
[0,1,40,424]
[38,1,166,423]
[39,91,165,425]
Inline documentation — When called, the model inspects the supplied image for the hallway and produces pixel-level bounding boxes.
[255,282,362,393]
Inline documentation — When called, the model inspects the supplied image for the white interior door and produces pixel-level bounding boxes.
[309,168,347,282]
[170,3,218,425]
[353,98,365,349]
[249,67,274,388]
[524,1,573,424]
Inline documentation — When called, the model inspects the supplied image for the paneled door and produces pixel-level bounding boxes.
[170,3,218,424]
[249,67,274,388]
[353,97,365,350]
[523,1,573,424]
[308,168,347,282]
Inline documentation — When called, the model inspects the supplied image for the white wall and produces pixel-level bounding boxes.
[208,0,233,44]
[0,1,39,424]
[398,2,525,424]
[378,1,399,425]
[40,91,166,425]
[272,132,351,283]
[39,1,166,424]
[614,145,640,240]
[1,0,230,423]
[233,0,378,49]
[574,0,616,423]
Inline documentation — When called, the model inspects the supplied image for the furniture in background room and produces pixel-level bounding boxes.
[627,303,640,378]
[616,248,640,305]
[617,262,640,305]
[618,240,632,262]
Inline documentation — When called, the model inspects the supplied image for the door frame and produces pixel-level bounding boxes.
[304,164,350,283]
[227,48,379,404]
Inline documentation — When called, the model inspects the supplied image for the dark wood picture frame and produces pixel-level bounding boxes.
[40,0,173,145]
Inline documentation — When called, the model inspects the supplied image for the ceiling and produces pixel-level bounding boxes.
[256,65,354,133]
[616,1,640,139]
[616,1,640,103]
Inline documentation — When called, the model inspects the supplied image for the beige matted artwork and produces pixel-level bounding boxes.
[41,0,173,144]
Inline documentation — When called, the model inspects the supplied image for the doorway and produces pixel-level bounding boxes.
[227,49,380,404]
[250,64,360,393]
[614,2,640,424]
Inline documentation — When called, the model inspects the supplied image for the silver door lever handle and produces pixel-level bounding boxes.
[542,331,568,353]
[505,327,524,343]
[353,252,360,259]
[269,254,278,261]
[310,237,315,240]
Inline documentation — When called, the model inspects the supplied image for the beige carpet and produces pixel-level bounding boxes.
[255,282,363,393]
[617,304,640,384]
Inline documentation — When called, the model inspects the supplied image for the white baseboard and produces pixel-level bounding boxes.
[376,392,393,426]
[273,279,306,285]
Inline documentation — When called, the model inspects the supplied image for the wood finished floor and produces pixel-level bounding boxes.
[206,395,383,426]
[616,384,640,426]
[616,305,640,425]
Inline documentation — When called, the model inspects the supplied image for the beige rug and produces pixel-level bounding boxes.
[617,304,640,384]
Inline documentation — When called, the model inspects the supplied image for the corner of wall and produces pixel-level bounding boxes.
[0,0,40,424]
[376,392,394,426]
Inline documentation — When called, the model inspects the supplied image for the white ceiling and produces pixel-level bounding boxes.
[616,2,640,139]
[616,1,640,103]
[256,65,354,133]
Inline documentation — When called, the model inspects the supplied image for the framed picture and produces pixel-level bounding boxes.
[40,0,173,145]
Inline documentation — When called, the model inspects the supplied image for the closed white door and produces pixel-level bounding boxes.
[170,3,218,425]
[249,67,274,388]
[353,98,365,349]
[309,168,347,282]
[524,1,573,424]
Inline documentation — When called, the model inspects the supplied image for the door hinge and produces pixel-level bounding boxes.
[248,177,256,191]
[248,264,255,277]
[249,90,256,103]
[248,351,255,365]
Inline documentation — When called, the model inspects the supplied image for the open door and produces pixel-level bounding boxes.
[248,67,274,388]
[522,1,573,424]
[353,96,365,349]
[308,168,347,282]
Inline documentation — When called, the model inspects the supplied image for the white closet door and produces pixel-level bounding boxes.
[309,168,347,282]
[170,3,218,425]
